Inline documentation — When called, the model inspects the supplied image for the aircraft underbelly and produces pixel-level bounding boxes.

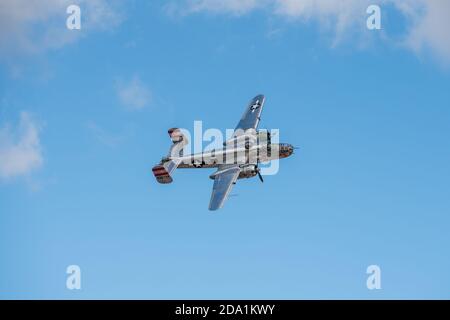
[178,163,219,169]
[174,144,279,168]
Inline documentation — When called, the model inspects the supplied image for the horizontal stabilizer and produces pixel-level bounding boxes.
[152,159,181,184]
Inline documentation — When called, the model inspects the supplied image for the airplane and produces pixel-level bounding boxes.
[152,94,294,211]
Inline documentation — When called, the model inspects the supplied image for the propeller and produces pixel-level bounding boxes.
[257,169,264,183]
[255,164,264,183]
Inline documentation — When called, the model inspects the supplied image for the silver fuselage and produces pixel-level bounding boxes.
[171,143,293,169]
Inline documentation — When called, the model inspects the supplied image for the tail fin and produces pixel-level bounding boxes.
[152,128,188,184]
[167,127,189,158]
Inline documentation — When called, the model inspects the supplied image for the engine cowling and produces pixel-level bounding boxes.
[238,165,258,179]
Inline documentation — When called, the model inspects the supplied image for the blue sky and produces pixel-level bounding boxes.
[1,0,450,299]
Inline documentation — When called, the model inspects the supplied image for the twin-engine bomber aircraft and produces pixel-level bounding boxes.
[152,95,294,210]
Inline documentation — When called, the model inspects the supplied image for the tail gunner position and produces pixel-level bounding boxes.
[152,95,294,210]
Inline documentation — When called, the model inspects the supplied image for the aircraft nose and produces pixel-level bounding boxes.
[287,144,294,155]
[279,143,294,158]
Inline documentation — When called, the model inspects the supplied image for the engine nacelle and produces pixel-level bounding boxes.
[238,165,258,179]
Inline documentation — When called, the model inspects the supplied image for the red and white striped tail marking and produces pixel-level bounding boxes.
[152,129,185,184]
[152,158,181,184]
[152,164,173,184]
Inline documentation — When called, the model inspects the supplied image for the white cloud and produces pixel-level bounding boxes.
[274,0,369,21]
[116,76,152,111]
[275,0,372,45]
[179,0,267,15]
[166,0,381,47]
[168,0,450,64]
[0,112,43,179]
[397,0,450,65]
[168,0,373,25]
[0,0,123,58]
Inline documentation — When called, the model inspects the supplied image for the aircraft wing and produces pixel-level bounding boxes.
[233,94,265,135]
[208,95,265,210]
[208,165,241,211]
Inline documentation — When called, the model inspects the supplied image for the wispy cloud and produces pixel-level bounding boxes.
[0,0,123,59]
[86,121,134,148]
[397,0,450,66]
[169,0,267,16]
[116,75,152,111]
[0,112,43,179]
[167,0,450,65]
